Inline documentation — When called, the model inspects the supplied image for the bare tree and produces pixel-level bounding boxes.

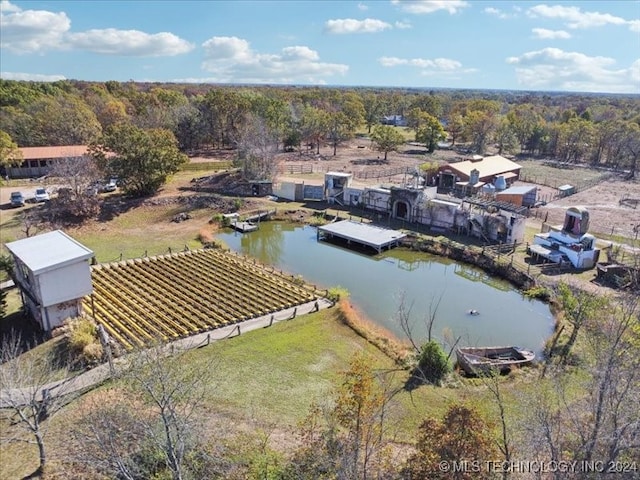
[20,208,43,238]
[519,295,640,479]
[49,154,101,196]
[479,373,513,480]
[48,154,102,220]
[394,290,444,347]
[69,345,212,480]
[0,333,76,476]
[235,114,279,182]
[394,290,460,386]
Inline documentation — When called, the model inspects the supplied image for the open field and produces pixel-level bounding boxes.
[535,177,640,241]
[517,160,612,189]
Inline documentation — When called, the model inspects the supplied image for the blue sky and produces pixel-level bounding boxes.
[1,0,638,93]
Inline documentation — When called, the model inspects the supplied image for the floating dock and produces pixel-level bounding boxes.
[231,221,258,233]
[317,220,406,253]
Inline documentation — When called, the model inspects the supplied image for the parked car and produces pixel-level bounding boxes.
[10,191,25,207]
[34,187,50,202]
[103,178,118,192]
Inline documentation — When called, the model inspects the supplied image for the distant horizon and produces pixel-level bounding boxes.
[8,77,638,99]
[1,1,638,95]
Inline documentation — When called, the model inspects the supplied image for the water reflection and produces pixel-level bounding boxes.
[217,222,554,353]
[234,222,291,265]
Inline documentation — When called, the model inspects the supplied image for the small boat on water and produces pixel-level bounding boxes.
[456,346,535,375]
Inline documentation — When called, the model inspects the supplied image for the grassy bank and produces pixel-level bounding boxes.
[0,305,459,478]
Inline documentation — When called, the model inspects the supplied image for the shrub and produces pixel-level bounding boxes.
[524,285,551,301]
[232,198,244,211]
[82,342,104,365]
[416,340,450,385]
[197,228,214,244]
[327,286,349,302]
[66,317,102,368]
[67,317,97,353]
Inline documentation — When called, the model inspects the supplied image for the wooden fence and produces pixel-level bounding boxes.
[519,172,613,198]
[353,166,412,180]
[181,161,233,172]
[278,164,315,175]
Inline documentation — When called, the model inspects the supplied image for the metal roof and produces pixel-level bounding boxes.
[318,220,406,249]
[326,171,353,178]
[19,145,89,160]
[5,230,94,275]
[444,155,522,179]
[496,185,537,195]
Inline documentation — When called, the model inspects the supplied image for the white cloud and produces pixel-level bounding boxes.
[506,48,639,93]
[67,29,193,56]
[201,36,348,84]
[0,71,66,81]
[324,18,392,34]
[0,1,70,53]
[629,19,640,32]
[357,2,368,11]
[532,28,571,39]
[484,7,509,19]
[0,1,21,13]
[391,0,469,15]
[0,0,193,56]
[378,55,475,76]
[395,20,412,29]
[527,4,628,29]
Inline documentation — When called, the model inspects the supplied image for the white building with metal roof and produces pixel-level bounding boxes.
[5,230,94,332]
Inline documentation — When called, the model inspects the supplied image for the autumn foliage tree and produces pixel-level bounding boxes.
[0,130,23,170]
[285,353,394,479]
[402,404,499,480]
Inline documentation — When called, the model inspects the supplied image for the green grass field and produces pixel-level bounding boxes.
[73,205,210,263]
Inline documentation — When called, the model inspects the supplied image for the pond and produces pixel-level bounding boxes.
[217,222,555,353]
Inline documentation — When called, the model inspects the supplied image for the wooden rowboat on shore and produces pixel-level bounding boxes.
[456,346,535,375]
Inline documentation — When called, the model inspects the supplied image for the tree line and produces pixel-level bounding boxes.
[1,79,639,181]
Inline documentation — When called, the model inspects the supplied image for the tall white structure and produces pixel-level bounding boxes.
[5,230,94,332]
[529,206,600,269]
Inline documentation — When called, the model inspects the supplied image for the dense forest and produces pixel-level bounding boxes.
[1,79,639,175]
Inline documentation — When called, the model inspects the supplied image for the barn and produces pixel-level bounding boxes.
[7,145,90,179]
[437,155,522,195]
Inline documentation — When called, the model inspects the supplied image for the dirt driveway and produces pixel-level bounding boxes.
[536,177,640,239]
